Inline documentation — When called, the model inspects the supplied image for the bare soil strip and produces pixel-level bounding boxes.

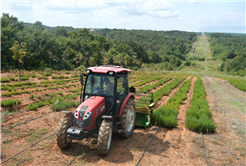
[201,75,246,165]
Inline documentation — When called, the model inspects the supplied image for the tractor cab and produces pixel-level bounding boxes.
[83,66,130,116]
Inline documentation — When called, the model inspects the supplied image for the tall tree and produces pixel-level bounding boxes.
[10,41,28,81]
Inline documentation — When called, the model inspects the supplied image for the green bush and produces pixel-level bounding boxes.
[58,91,63,96]
[21,77,29,81]
[1,99,20,107]
[31,74,36,78]
[1,78,10,82]
[51,100,76,112]
[2,92,12,97]
[184,61,191,66]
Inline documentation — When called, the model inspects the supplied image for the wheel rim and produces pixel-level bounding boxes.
[126,105,134,132]
[107,127,112,150]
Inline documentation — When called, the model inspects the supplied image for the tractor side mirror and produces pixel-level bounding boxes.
[129,86,135,93]
[80,74,83,85]
[122,77,128,88]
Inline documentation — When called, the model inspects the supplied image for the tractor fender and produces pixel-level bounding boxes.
[118,94,134,117]
[61,110,74,117]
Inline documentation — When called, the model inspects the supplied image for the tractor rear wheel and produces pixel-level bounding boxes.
[119,98,136,138]
[56,114,73,149]
[97,119,113,156]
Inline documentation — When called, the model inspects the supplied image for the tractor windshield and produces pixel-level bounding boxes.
[84,73,114,97]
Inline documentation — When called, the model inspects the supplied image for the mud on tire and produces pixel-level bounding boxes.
[56,114,73,149]
[97,119,113,156]
[119,98,136,138]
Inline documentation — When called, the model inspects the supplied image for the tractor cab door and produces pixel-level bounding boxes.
[115,74,129,116]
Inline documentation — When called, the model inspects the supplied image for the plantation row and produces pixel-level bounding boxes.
[152,76,193,127]
[1,83,78,97]
[139,77,173,91]
[153,76,188,101]
[1,74,75,82]
[130,75,163,87]
[215,75,246,92]
[185,76,216,133]
[28,93,79,111]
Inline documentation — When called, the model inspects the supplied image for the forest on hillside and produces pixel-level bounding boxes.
[1,13,197,71]
[209,33,246,76]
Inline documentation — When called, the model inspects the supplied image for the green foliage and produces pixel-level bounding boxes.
[58,91,63,96]
[1,14,197,70]
[1,78,10,82]
[31,74,36,78]
[139,77,172,91]
[51,75,69,79]
[51,100,76,112]
[43,72,52,76]
[21,77,29,81]
[2,92,12,97]
[185,76,216,133]
[153,76,187,101]
[1,99,20,107]
[209,33,246,75]
[184,61,191,66]
[37,76,49,80]
[216,75,246,92]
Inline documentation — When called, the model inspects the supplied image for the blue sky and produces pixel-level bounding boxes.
[1,0,245,33]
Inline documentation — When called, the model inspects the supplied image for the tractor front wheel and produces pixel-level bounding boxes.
[119,98,136,138]
[97,119,113,156]
[56,114,73,150]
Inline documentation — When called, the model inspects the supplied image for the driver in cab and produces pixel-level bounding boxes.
[104,77,113,95]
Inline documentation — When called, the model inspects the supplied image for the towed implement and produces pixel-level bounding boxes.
[56,65,156,155]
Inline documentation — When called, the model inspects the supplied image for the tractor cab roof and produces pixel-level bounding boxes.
[86,65,131,74]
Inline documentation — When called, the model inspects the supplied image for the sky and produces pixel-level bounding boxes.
[1,0,245,33]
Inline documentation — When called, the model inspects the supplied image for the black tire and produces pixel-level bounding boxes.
[119,98,136,138]
[97,119,113,156]
[56,114,73,150]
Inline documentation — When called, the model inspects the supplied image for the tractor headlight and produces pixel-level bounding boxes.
[87,70,91,74]
[83,112,92,120]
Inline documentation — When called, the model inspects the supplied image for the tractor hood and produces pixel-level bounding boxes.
[74,96,106,130]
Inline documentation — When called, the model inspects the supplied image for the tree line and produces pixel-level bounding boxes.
[209,33,246,76]
[1,13,197,71]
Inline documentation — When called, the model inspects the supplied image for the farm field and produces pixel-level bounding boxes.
[1,69,245,166]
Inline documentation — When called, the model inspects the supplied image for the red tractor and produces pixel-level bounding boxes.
[56,65,155,155]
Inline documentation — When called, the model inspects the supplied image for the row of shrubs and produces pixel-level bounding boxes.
[27,93,78,110]
[129,76,149,83]
[2,90,31,96]
[154,76,187,101]
[139,77,173,92]
[1,99,21,107]
[185,75,216,133]
[151,76,193,128]
[2,83,76,97]
[51,75,69,79]
[51,100,80,112]
[216,76,246,92]
[1,77,30,82]
[131,76,163,87]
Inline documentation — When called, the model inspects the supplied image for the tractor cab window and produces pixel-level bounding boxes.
[84,73,114,97]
